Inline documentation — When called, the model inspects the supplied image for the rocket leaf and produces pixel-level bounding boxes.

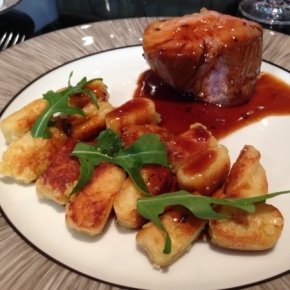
[31,72,98,138]
[72,129,168,194]
[137,189,290,254]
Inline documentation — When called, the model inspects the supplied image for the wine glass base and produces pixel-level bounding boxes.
[239,0,290,25]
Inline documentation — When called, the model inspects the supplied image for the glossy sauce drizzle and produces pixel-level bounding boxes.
[134,70,290,139]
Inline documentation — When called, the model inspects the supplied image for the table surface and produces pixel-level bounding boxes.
[0,17,290,290]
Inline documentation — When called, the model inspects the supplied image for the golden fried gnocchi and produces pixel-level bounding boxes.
[208,145,283,251]
[68,78,109,106]
[114,165,176,229]
[224,145,268,198]
[82,78,109,102]
[176,145,230,195]
[114,177,145,229]
[168,123,218,170]
[120,123,174,147]
[0,128,66,183]
[209,203,284,250]
[136,206,207,268]
[65,163,126,235]
[70,101,113,141]
[0,99,47,144]
[36,139,79,204]
[105,98,160,132]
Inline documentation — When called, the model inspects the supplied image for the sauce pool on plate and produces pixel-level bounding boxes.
[134,70,290,139]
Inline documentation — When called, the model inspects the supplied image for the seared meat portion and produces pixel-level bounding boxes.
[143,9,263,106]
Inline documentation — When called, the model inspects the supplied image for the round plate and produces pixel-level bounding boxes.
[0,46,290,290]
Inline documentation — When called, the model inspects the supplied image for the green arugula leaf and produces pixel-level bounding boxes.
[136,189,290,254]
[72,129,168,194]
[95,129,123,156]
[31,73,98,138]
[72,158,94,194]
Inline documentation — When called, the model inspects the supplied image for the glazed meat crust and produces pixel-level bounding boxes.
[143,9,263,106]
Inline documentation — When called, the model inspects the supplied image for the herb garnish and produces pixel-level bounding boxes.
[72,129,168,194]
[137,189,290,254]
[31,72,98,138]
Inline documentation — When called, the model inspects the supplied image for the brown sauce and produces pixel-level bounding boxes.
[182,149,217,175]
[133,70,290,139]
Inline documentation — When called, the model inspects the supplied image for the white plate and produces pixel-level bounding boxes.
[0,46,290,290]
